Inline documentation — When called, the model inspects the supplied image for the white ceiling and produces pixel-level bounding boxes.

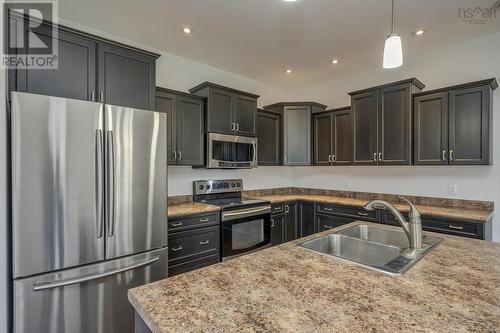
[59,0,500,89]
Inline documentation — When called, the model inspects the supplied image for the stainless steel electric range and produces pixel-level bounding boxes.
[193,179,271,260]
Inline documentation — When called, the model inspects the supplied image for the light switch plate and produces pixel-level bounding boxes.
[448,184,458,195]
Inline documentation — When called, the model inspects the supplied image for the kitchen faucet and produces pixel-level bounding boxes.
[363,197,423,251]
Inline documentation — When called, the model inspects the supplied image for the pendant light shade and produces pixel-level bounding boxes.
[383,33,403,68]
[383,0,403,69]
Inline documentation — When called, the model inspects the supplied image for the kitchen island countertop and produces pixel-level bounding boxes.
[129,222,500,333]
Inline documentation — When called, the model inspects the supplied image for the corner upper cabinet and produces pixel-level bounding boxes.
[414,79,497,165]
[256,109,281,166]
[349,78,425,166]
[264,102,327,166]
[313,107,352,166]
[189,82,258,136]
[156,87,205,166]
[98,43,157,110]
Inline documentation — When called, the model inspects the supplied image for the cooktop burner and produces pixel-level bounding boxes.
[199,197,269,209]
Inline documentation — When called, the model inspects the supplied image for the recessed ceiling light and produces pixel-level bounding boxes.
[331,59,339,64]
[285,69,292,74]
[415,29,425,35]
[183,27,192,34]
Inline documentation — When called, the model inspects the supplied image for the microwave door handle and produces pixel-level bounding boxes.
[251,141,257,164]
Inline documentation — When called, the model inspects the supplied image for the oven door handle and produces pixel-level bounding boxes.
[221,206,271,221]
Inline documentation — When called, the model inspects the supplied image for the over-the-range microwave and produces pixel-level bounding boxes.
[206,133,257,169]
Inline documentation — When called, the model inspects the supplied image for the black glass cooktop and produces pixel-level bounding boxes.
[198,197,269,210]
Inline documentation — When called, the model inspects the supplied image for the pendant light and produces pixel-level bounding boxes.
[383,0,403,68]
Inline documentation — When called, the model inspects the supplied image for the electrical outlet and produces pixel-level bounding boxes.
[344,179,352,189]
[448,184,458,195]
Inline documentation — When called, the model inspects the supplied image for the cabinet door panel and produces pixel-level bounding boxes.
[379,84,411,165]
[299,202,315,237]
[414,92,448,165]
[208,88,234,134]
[15,25,96,101]
[284,202,297,242]
[98,43,155,110]
[177,97,205,166]
[332,110,352,165]
[155,91,176,165]
[352,91,378,165]
[234,94,257,136]
[283,106,311,165]
[270,215,284,246]
[256,111,281,165]
[317,215,354,232]
[313,113,332,166]
[449,86,490,165]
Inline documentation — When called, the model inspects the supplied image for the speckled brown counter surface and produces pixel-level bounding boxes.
[129,222,500,333]
[167,202,220,219]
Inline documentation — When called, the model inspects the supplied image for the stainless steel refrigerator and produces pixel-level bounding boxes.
[10,92,168,333]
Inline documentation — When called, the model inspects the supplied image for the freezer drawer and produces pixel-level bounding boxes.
[11,92,105,278]
[105,105,167,259]
[13,247,168,333]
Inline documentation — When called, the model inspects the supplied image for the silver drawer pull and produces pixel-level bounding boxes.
[323,207,333,212]
[323,225,334,229]
[171,222,183,227]
[199,240,210,245]
[199,218,210,222]
[358,212,369,216]
[448,225,464,230]
[172,246,183,252]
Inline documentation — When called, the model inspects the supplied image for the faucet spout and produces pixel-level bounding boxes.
[363,198,423,251]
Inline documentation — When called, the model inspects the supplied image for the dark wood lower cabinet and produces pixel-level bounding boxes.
[316,214,354,232]
[298,201,315,237]
[284,202,297,242]
[270,214,284,246]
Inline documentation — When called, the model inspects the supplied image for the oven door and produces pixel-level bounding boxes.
[207,133,257,169]
[221,206,271,260]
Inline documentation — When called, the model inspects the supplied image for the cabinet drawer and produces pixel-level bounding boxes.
[168,226,219,265]
[421,218,482,239]
[168,213,219,232]
[316,203,377,221]
[271,203,285,215]
[168,254,220,277]
[316,214,355,232]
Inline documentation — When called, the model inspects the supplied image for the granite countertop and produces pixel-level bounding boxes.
[251,194,493,223]
[129,222,500,333]
[167,202,220,219]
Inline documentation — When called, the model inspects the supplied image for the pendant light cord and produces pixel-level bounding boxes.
[391,0,395,34]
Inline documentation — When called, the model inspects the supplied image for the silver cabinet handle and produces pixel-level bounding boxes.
[231,123,235,131]
[358,212,369,216]
[199,218,210,222]
[106,130,115,237]
[448,225,464,230]
[373,153,377,162]
[199,240,210,245]
[323,225,334,229]
[90,91,95,102]
[323,207,333,212]
[285,205,290,213]
[235,123,240,131]
[332,155,336,163]
[449,150,454,161]
[95,129,104,238]
[328,155,332,163]
[173,151,177,160]
[99,91,104,102]
[442,150,447,161]
[178,151,182,161]
[172,246,183,252]
[33,257,159,291]
[378,152,382,162]
[271,219,275,227]
[171,222,183,227]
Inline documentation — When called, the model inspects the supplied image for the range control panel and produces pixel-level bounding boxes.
[193,179,243,195]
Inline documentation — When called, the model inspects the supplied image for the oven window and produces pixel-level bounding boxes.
[232,218,265,250]
[212,140,252,162]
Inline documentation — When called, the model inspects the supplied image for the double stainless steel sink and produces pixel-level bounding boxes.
[299,224,443,275]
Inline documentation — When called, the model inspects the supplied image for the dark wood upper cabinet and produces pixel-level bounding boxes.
[414,79,496,166]
[414,92,449,165]
[156,87,205,166]
[189,82,259,136]
[256,109,281,166]
[313,107,352,166]
[98,43,156,110]
[349,78,425,166]
[7,12,159,110]
[264,102,327,166]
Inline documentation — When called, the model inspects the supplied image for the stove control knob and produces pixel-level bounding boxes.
[237,183,241,188]
[231,183,236,188]
[198,185,204,191]
[206,185,211,190]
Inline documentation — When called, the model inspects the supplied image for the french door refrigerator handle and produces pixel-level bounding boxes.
[106,130,116,237]
[32,257,160,291]
[95,129,104,238]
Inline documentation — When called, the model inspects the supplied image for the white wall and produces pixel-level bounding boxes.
[290,31,500,241]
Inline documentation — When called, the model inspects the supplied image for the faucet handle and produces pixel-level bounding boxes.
[398,197,420,219]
